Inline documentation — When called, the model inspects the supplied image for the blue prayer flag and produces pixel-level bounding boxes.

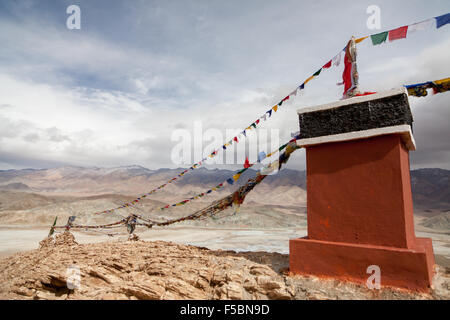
[257,151,266,162]
[436,13,450,28]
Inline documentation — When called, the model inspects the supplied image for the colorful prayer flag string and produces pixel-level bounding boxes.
[404,77,450,97]
[146,139,295,213]
[93,12,449,218]
[359,13,450,47]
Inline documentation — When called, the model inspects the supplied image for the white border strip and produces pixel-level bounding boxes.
[296,124,416,151]
[297,87,408,115]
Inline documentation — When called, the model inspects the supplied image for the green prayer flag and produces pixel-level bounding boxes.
[48,216,57,237]
[370,31,388,45]
[251,123,257,129]
[313,69,322,76]
[237,168,247,174]
[279,143,288,151]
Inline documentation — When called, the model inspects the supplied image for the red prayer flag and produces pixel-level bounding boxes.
[342,40,354,96]
[243,157,250,169]
[256,119,260,124]
[282,96,289,102]
[389,26,408,41]
[355,91,377,97]
[233,136,238,143]
[323,60,332,69]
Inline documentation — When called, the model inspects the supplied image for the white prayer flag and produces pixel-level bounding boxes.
[332,51,342,67]
[407,19,435,35]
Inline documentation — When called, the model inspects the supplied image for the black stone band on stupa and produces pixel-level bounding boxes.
[298,90,413,140]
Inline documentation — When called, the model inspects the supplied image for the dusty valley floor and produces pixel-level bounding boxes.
[0,232,449,300]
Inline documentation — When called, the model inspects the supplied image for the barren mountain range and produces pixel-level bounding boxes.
[0,166,448,230]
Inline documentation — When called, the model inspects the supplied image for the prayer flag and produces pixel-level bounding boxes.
[313,68,322,76]
[323,60,332,69]
[370,31,388,45]
[299,83,305,90]
[290,88,297,96]
[436,13,450,28]
[244,157,250,169]
[273,105,278,112]
[342,39,356,96]
[389,26,408,41]
[233,136,238,142]
[304,75,314,84]
[279,143,288,151]
[332,52,342,67]
[227,178,234,185]
[407,19,435,34]
[257,151,266,162]
[355,36,368,43]
[233,173,241,181]
[260,165,274,176]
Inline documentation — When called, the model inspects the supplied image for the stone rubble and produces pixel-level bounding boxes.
[0,236,448,300]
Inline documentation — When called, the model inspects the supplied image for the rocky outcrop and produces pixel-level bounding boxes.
[39,231,78,249]
[0,238,448,300]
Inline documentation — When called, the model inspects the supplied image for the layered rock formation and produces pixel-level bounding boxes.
[0,235,448,300]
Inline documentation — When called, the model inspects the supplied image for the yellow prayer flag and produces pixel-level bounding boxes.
[285,143,297,155]
[355,36,369,44]
[272,105,278,112]
[304,75,314,84]
[233,173,241,181]
[434,77,450,85]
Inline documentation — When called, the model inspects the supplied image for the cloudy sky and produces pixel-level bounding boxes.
[0,0,449,171]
